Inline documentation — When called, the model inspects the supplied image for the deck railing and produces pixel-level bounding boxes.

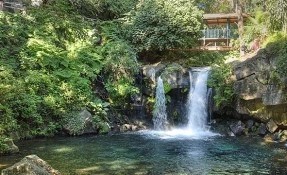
[201,28,232,39]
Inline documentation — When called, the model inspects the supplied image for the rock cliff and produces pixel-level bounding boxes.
[233,50,287,126]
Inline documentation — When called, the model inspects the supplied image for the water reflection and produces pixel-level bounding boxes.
[0,132,287,175]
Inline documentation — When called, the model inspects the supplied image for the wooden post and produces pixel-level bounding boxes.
[227,19,230,46]
[237,1,245,57]
[203,29,206,46]
[0,1,3,11]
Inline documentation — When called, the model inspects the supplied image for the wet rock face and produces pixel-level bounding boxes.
[1,155,61,175]
[233,50,287,126]
[229,121,245,136]
[212,119,271,137]
[141,63,190,125]
[142,63,190,96]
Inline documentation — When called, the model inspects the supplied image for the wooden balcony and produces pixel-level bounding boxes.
[198,28,235,51]
[196,13,248,51]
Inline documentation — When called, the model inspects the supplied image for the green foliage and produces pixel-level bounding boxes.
[88,100,109,119]
[0,136,10,154]
[263,32,287,49]
[244,10,269,43]
[88,99,111,134]
[70,0,138,20]
[140,50,228,67]
[101,40,139,106]
[185,51,227,67]
[0,1,110,139]
[208,64,234,107]
[125,0,203,51]
[266,0,287,32]
[195,0,233,13]
[163,82,172,94]
[263,33,287,82]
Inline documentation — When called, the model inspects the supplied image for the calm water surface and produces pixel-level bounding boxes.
[1,131,287,175]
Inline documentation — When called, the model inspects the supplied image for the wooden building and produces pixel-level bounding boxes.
[198,13,248,51]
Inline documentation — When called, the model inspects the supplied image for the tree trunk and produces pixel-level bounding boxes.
[237,1,245,57]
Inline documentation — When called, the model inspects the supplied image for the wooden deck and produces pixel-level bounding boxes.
[170,46,233,51]
[195,46,233,51]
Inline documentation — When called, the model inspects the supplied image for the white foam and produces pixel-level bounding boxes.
[137,128,220,140]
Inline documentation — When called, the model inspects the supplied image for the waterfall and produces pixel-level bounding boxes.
[143,67,218,139]
[153,76,168,130]
[186,67,210,132]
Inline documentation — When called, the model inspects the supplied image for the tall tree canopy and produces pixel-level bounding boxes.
[124,0,203,51]
[69,0,139,20]
[266,0,287,32]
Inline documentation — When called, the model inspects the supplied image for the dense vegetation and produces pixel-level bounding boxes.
[0,0,287,153]
[0,0,204,152]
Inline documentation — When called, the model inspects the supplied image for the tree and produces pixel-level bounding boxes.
[124,0,203,52]
[69,0,139,20]
[266,0,287,32]
[195,0,233,13]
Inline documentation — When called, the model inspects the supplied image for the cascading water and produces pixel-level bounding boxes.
[144,67,218,139]
[186,67,210,133]
[152,76,168,130]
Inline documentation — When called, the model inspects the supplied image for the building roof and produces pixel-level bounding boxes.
[203,13,248,25]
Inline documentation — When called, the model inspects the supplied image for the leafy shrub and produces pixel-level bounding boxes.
[262,33,287,87]
[101,40,139,106]
[208,63,234,107]
[88,99,111,134]
[243,10,269,44]
[0,136,10,154]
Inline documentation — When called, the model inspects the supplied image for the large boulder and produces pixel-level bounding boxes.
[63,109,97,135]
[160,63,189,89]
[229,121,245,136]
[233,50,287,126]
[1,155,60,175]
[258,123,267,136]
[266,119,278,133]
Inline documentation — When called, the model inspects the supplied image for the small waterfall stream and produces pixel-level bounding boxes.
[186,67,210,132]
[152,76,168,130]
[207,88,213,124]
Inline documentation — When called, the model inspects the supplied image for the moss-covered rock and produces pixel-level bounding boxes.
[63,109,97,136]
